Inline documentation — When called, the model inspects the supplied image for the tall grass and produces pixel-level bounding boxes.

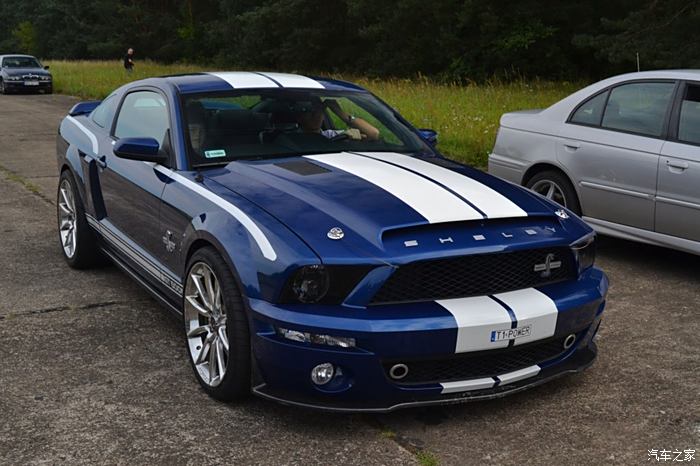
[46,60,583,167]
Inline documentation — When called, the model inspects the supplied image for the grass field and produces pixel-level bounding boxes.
[45,60,583,167]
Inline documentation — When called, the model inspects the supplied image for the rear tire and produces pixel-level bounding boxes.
[526,170,581,215]
[57,170,100,268]
[0,79,6,95]
[183,247,251,401]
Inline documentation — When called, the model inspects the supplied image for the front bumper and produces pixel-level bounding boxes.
[248,268,608,412]
[3,80,52,92]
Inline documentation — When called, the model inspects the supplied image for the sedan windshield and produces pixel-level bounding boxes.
[182,89,432,166]
[2,56,42,68]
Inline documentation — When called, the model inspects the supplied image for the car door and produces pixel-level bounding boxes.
[557,80,677,230]
[656,81,700,242]
[97,89,172,276]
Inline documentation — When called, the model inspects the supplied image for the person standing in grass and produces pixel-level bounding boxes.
[123,48,135,73]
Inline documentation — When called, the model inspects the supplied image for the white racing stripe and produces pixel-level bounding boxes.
[437,296,513,353]
[259,72,325,88]
[496,365,541,386]
[359,152,527,218]
[153,166,277,261]
[66,116,98,155]
[493,288,558,346]
[440,377,495,394]
[306,153,482,223]
[439,365,541,394]
[208,72,279,89]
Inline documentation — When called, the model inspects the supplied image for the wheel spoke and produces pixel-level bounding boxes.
[186,294,210,317]
[203,269,217,310]
[59,202,72,215]
[216,339,226,378]
[213,281,222,313]
[187,324,210,338]
[60,188,72,211]
[218,326,229,353]
[546,183,555,199]
[63,230,72,247]
[60,219,72,230]
[195,337,211,365]
[208,338,218,382]
[191,273,212,310]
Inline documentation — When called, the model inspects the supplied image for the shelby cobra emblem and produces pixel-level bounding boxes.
[534,253,562,278]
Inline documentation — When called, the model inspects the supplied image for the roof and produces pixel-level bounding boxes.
[159,71,368,94]
[0,54,38,59]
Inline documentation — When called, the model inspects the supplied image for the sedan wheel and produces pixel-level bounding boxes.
[526,170,581,215]
[184,262,229,387]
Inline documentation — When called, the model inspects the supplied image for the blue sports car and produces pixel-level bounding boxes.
[55,72,608,412]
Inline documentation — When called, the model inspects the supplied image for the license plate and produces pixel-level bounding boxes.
[24,81,39,86]
[491,325,532,342]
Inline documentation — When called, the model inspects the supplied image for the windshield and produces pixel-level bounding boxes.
[2,56,42,68]
[182,89,432,166]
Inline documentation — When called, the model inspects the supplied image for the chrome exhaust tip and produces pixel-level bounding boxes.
[563,333,577,350]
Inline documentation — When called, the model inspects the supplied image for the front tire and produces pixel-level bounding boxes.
[526,170,581,215]
[183,247,251,401]
[0,79,6,95]
[57,170,100,268]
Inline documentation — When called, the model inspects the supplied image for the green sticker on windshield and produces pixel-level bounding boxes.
[204,149,226,158]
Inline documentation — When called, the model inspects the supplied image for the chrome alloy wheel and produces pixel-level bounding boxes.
[184,262,229,387]
[530,179,567,207]
[58,179,77,258]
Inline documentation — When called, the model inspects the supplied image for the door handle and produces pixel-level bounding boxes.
[666,160,689,171]
[563,141,581,151]
[96,156,107,169]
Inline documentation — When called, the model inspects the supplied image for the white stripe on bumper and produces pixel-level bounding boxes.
[439,365,541,394]
[358,151,527,219]
[208,72,279,89]
[306,153,483,223]
[437,296,513,353]
[493,288,558,346]
[497,365,541,386]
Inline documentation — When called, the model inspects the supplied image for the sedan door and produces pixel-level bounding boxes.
[656,82,700,242]
[557,81,677,230]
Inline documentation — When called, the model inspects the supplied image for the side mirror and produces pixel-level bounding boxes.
[44,65,50,70]
[419,128,438,146]
[113,137,168,164]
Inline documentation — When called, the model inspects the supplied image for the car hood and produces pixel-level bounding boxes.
[203,151,589,262]
[2,67,51,77]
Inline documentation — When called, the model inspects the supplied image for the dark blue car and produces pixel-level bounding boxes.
[55,72,608,412]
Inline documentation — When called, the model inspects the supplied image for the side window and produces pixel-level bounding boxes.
[601,82,675,137]
[678,84,700,145]
[91,95,118,128]
[114,91,169,144]
[570,91,608,126]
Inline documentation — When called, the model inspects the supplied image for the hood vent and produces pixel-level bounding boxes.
[275,160,330,176]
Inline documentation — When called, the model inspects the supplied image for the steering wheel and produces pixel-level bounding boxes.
[330,132,350,142]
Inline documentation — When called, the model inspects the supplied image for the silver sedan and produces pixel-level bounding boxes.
[489,70,700,255]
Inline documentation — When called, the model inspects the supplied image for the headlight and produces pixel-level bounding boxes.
[41,76,51,81]
[279,265,374,304]
[6,76,21,81]
[572,234,596,274]
[290,265,330,303]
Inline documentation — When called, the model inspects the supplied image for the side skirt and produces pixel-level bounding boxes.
[101,248,182,318]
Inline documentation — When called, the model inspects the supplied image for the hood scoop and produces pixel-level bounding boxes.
[274,160,330,176]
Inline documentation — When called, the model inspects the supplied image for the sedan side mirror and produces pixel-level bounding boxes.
[44,65,50,70]
[113,137,168,164]
[419,128,438,146]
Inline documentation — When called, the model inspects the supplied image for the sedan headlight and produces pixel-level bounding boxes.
[6,76,21,81]
[571,234,596,274]
[41,76,51,81]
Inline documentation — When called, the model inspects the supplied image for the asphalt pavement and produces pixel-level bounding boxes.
[0,93,697,465]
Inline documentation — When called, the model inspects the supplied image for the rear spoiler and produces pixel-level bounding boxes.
[68,100,101,116]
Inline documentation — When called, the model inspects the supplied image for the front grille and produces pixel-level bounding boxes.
[384,335,573,385]
[371,247,575,304]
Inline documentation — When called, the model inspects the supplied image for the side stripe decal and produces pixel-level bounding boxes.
[306,153,483,223]
[66,116,98,155]
[357,152,527,219]
[439,365,541,394]
[153,166,278,261]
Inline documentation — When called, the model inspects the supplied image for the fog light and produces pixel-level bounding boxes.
[311,363,335,385]
[277,327,356,348]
